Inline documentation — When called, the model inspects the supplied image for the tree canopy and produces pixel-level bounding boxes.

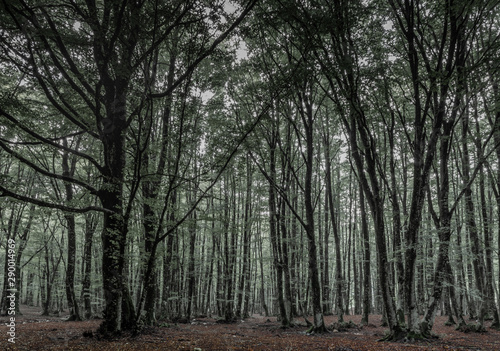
[1,0,500,344]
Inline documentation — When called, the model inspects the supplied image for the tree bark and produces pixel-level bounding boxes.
[323,128,343,323]
[82,213,96,319]
[359,180,371,326]
[268,131,291,327]
[237,154,252,318]
[62,139,81,321]
[462,112,486,329]
[301,93,326,333]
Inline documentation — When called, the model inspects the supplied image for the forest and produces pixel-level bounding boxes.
[1,0,500,350]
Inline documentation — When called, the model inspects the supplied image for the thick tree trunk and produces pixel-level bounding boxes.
[98,86,136,334]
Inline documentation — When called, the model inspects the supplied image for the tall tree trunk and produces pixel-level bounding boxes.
[223,175,236,322]
[62,139,81,321]
[490,80,500,329]
[279,196,293,322]
[420,22,467,333]
[301,93,326,333]
[324,132,343,323]
[462,108,486,328]
[420,119,454,336]
[161,189,177,318]
[477,160,499,326]
[186,174,199,318]
[359,180,371,325]
[98,129,132,334]
[82,213,96,319]
[257,221,269,317]
[346,111,400,337]
[237,155,252,318]
[268,131,291,327]
[323,190,331,315]
[137,37,178,326]
[479,83,500,328]
[386,106,404,318]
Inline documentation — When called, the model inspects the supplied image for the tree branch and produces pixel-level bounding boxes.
[0,185,112,214]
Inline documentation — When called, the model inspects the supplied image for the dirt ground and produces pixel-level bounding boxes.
[1,305,499,350]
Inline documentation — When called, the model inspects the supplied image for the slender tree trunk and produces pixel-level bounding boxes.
[462,118,487,329]
[359,180,371,325]
[279,199,293,322]
[323,190,331,314]
[485,79,500,329]
[474,106,500,328]
[302,94,326,333]
[386,108,404,318]
[82,213,96,319]
[258,224,269,317]
[62,139,81,321]
[324,135,343,323]
[186,189,198,318]
[478,165,499,326]
[1,205,24,315]
[346,112,400,337]
[268,134,290,327]
[161,189,177,318]
[420,118,455,336]
[237,155,252,318]
[3,205,34,316]
[223,176,235,322]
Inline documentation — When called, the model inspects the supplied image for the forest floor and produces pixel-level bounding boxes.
[1,305,499,350]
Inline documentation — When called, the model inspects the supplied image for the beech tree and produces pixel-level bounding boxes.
[0,0,256,335]
[1,0,500,343]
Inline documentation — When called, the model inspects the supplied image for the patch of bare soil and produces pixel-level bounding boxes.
[1,306,499,350]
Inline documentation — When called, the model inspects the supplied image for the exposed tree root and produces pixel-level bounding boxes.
[378,328,405,342]
[378,327,436,342]
[278,320,295,329]
[332,320,359,332]
[444,315,456,326]
[66,314,82,322]
[306,323,330,334]
[215,316,238,324]
[490,321,500,330]
[301,315,312,328]
[96,321,122,339]
[455,323,487,333]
